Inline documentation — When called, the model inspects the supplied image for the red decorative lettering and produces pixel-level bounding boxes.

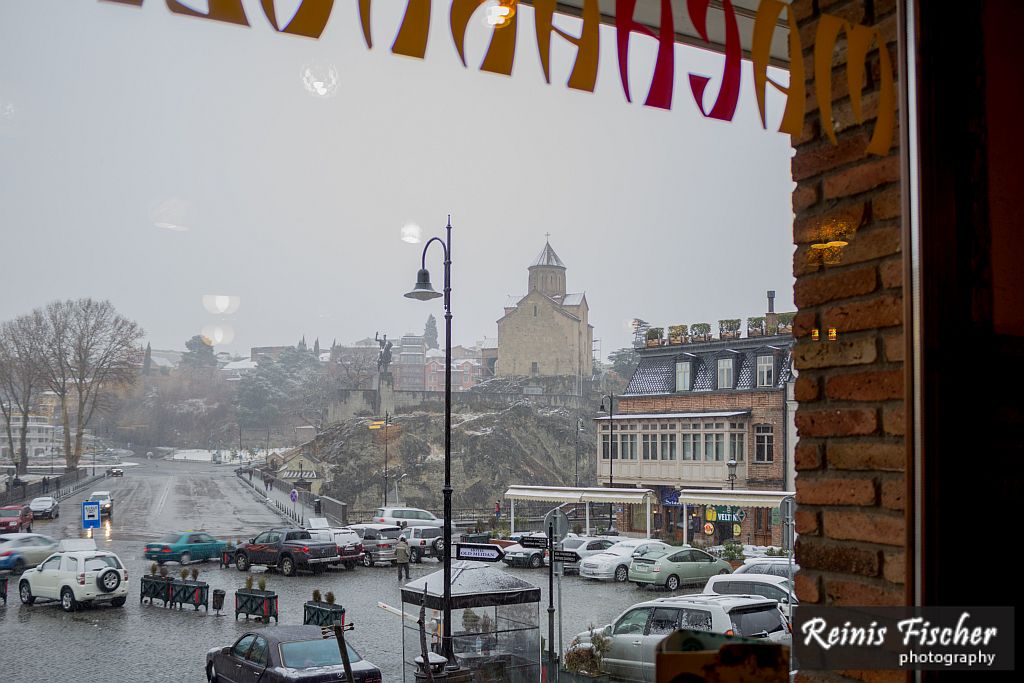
[615,0,674,109]
[686,0,741,121]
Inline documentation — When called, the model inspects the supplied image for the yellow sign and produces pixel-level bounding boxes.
[733,524,742,538]
[705,508,717,522]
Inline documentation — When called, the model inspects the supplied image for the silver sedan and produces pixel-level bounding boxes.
[0,533,59,573]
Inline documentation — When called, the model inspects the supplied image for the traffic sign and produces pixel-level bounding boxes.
[520,535,549,549]
[290,489,298,503]
[82,501,101,530]
[543,508,570,541]
[552,549,580,564]
[454,543,505,562]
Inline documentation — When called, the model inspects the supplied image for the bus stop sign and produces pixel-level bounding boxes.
[82,501,101,530]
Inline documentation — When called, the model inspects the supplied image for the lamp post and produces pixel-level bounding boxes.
[727,458,738,490]
[393,472,408,506]
[369,412,392,505]
[574,416,584,488]
[404,215,457,670]
[599,394,616,532]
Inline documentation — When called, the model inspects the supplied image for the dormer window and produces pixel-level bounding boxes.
[757,355,774,387]
[717,358,734,389]
[675,360,692,392]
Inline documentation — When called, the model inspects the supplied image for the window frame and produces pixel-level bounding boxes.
[717,357,734,389]
[675,360,691,392]
[756,354,774,387]
[755,424,774,463]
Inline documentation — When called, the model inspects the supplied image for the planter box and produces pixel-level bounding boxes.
[728,560,744,569]
[303,601,345,627]
[170,579,209,611]
[140,575,173,607]
[220,546,237,569]
[559,669,609,683]
[0,575,7,605]
[645,340,661,347]
[235,589,278,622]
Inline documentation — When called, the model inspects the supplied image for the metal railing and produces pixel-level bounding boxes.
[0,468,105,507]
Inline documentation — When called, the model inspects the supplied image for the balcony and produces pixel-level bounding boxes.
[597,458,743,487]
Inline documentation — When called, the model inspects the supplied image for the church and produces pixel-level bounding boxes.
[495,240,593,381]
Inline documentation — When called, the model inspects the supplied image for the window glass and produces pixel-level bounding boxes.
[675,361,691,391]
[40,556,61,571]
[379,528,402,539]
[84,556,121,571]
[417,527,440,539]
[279,638,362,668]
[648,608,680,635]
[613,608,652,635]
[755,425,774,462]
[717,358,734,388]
[266,533,281,544]
[729,607,786,637]
[679,609,713,631]
[668,552,688,563]
[232,635,256,659]
[757,355,774,387]
[62,556,79,572]
[562,538,585,549]
[253,532,271,544]
[247,636,269,666]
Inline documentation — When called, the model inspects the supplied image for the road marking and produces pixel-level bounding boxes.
[154,477,172,517]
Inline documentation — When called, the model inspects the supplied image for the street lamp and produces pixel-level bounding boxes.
[574,416,584,488]
[393,472,408,505]
[404,215,457,669]
[598,394,616,532]
[727,458,738,490]
[369,412,392,505]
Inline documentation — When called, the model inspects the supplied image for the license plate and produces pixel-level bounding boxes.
[309,557,336,564]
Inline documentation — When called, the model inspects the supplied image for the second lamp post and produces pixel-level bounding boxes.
[599,394,617,533]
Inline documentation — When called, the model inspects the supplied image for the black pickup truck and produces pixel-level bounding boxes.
[234,527,340,576]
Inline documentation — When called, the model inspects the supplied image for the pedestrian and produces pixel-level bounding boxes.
[494,500,501,524]
[42,476,49,493]
[396,535,411,581]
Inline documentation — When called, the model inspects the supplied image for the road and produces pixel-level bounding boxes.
[1,459,700,682]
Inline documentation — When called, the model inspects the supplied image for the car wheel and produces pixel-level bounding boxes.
[12,557,25,574]
[665,575,680,591]
[235,552,249,572]
[111,596,127,608]
[60,587,78,612]
[634,582,645,589]
[362,554,373,568]
[280,555,296,577]
[97,569,121,593]
[433,538,445,557]
[529,553,543,569]
[19,581,35,605]
[180,552,192,566]
[410,548,421,563]
[718,569,729,575]
[614,565,629,582]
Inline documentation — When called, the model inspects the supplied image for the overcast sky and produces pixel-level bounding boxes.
[0,0,795,358]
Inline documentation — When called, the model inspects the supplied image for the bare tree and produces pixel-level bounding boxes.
[65,299,144,468]
[28,301,74,470]
[330,346,376,390]
[0,315,42,475]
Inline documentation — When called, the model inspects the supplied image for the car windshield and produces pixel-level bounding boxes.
[31,498,54,505]
[729,607,787,637]
[84,555,122,571]
[279,638,362,668]
[0,510,20,517]
[640,550,668,560]
[415,528,441,539]
[561,538,586,549]
[286,531,312,541]
[377,528,401,539]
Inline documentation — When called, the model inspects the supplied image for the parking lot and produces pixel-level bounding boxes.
[1,460,700,682]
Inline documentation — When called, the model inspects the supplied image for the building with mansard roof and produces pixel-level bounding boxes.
[495,240,593,382]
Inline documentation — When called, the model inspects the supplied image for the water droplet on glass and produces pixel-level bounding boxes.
[401,223,422,244]
[301,61,339,99]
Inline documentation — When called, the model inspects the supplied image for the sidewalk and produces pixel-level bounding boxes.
[237,473,344,528]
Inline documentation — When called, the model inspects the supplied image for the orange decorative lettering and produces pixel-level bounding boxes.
[259,1,334,39]
[752,0,805,136]
[534,0,599,92]
[450,0,517,76]
[166,0,248,26]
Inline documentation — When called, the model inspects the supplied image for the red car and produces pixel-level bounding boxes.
[0,505,33,533]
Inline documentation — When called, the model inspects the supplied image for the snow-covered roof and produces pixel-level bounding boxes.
[504,295,523,309]
[561,293,585,306]
[222,359,257,371]
[594,410,751,421]
[425,348,445,358]
[530,241,565,268]
[149,356,175,368]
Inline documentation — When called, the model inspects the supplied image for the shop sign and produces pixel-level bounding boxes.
[732,523,741,538]
[703,522,715,536]
[708,505,746,522]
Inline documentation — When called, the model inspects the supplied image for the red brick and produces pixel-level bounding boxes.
[795,509,820,535]
[883,549,905,584]
[831,90,882,135]
[797,538,880,576]
[883,332,904,362]
[822,510,904,545]
[881,478,905,510]
[879,258,902,289]
[794,202,866,244]
[792,131,871,181]
[872,185,901,221]
[837,670,908,683]
[793,335,878,369]
[797,476,876,505]
[824,577,905,606]
[882,405,905,435]
[795,266,877,308]
[839,225,901,265]
[795,375,820,401]
[794,182,820,212]
[795,571,821,603]
[823,294,902,332]
[795,442,823,470]
[796,407,878,437]
[794,310,818,338]
[824,155,900,199]
[826,369,903,401]
[827,441,905,471]
[794,114,821,147]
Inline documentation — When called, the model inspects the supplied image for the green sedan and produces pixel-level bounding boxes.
[628,547,732,590]
[144,531,226,565]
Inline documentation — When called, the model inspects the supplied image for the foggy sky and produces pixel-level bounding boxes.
[0,0,796,359]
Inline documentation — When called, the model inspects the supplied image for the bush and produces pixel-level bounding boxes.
[564,627,610,676]
[312,589,322,603]
[691,322,712,338]
[257,576,267,592]
[645,327,663,342]
[159,566,169,578]
[722,541,745,561]
[325,591,336,605]
[244,575,254,591]
[150,562,158,576]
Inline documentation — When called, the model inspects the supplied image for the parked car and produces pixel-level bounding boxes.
[570,594,791,681]
[28,497,60,519]
[18,539,128,612]
[372,506,444,528]
[629,547,733,590]
[558,536,617,574]
[0,532,58,573]
[144,531,226,565]
[205,625,382,683]
[106,467,124,477]
[348,523,402,567]
[733,556,800,578]
[305,518,365,569]
[502,533,549,569]
[0,505,33,532]
[703,573,798,619]
[234,528,339,576]
[578,539,671,582]
[86,491,113,517]
[405,525,443,563]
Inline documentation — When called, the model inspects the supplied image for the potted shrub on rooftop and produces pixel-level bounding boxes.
[304,589,345,627]
[171,566,209,611]
[668,324,687,345]
[719,319,741,340]
[235,574,278,622]
[690,323,712,342]
[561,627,611,682]
[776,312,796,334]
[645,327,664,347]
[747,316,766,337]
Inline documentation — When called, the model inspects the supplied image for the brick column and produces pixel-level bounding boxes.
[789,0,908,614]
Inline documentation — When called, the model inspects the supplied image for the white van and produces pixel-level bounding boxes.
[305,518,365,569]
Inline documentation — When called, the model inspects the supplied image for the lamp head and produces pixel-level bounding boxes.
[727,458,738,475]
[404,268,442,301]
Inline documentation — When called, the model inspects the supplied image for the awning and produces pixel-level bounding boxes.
[504,485,654,505]
[676,488,794,508]
[594,410,751,421]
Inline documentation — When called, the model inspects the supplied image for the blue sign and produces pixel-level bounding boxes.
[289,489,298,503]
[661,489,681,506]
[82,501,101,530]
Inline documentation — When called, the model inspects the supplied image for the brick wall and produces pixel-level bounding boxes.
[790,0,909,626]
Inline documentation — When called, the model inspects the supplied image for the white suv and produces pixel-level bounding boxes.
[18,539,128,612]
[373,507,443,528]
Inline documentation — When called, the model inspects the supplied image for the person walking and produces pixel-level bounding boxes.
[42,476,49,493]
[396,535,411,582]
[494,500,501,525]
